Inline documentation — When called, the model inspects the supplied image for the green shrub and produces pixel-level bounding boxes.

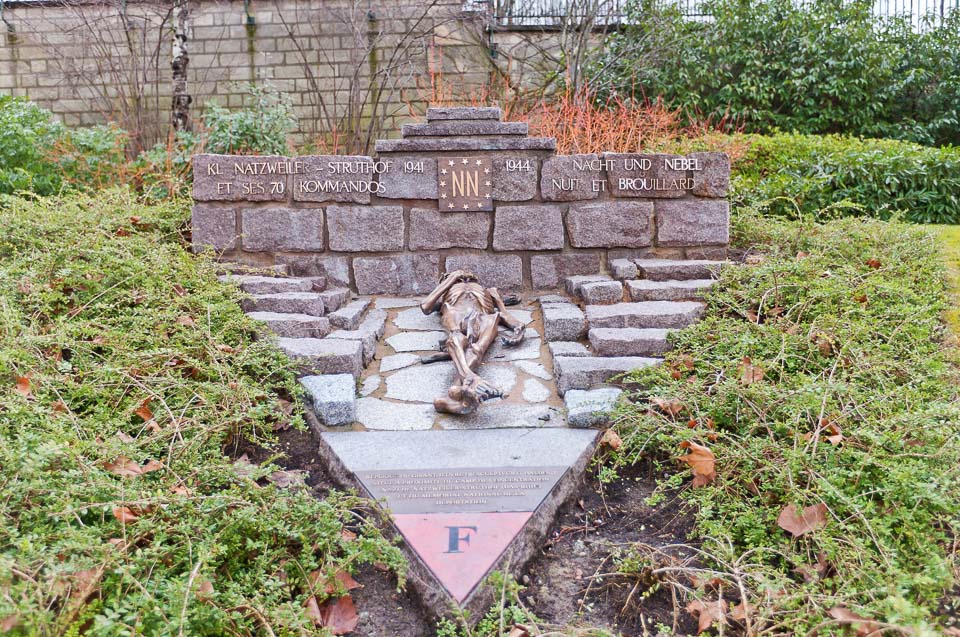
[733,132,960,224]
[201,85,295,155]
[0,189,405,635]
[0,95,129,195]
[599,0,960,146]
[609,210,960,634]
[0,95,65,195]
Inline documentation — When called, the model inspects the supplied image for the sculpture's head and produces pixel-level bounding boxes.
[442,270,478,283]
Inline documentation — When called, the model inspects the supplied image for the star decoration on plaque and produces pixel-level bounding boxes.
[438,157,493,212]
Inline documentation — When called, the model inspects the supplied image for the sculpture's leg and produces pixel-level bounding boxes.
[464,312,501,370]
[434,326,502,415]
[488,288,526,346]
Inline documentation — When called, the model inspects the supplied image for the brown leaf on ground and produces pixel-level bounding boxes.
[686,599,726,634]
[134,399,153,421]
[1,614,20,632]
[816,335,834,356]
[196,578,214,598]
[175,315,195,327]
[729,601,751,622]
[829,606,883,636]
[52,400,68,413]
[304,595,324,626]
[172,283,187,297]
[267,470,306,489]
[600,429,622,450]
[170,483,190,496]
[112,506,140,523]
[14,374,32,398]
[746,310,759,323]
[865,258,881,270]
[942,627,960,636]
[777,502,829,537]
[745,254,765,265]
[678,441,717,487]
[652,396,685,417]
[103,456,163,478]
[310,570,362,596]
[341,529,357,542]
[507,626,531,637]
[739,357,764,384]
[320,595,360,635]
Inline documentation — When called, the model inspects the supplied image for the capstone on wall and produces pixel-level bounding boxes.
[0,0,551,149]
[191,107,730,293]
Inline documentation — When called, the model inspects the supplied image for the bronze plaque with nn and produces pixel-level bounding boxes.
[438,157,493,211]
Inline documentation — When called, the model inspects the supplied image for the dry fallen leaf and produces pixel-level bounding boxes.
[865,258,881,270]
[652,396,685,417]
[507,626,531,637]
[14,374,32,398]
[829,606,883,636]
[196,578,214,598]
[103,456,163,478]
[777,502,829,537]
[341,529,357,542]
[52,400,68,414]
[320,595,360,635]
[686,599,726,634]
[1,614,20,632]
[600,429,622,450]
[304,595,324,626]
[729,600,751,622]
[172,283,187,297]
[176,315,196,327]
[678,441,717,487]
[134,399,153,421]
[112,506,139,524]
[739,357,764,384]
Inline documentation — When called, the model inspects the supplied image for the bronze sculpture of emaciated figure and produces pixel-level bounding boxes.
[420,270,526,415]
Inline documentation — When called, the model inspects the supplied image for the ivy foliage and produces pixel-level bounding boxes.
[611,210,960,634]
[0,189,405,636]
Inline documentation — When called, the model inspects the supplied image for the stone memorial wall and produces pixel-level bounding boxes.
[192,107,730,292]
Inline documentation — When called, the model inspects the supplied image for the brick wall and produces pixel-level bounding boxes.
[0,0,509,150]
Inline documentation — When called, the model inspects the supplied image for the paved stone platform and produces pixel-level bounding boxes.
[319,428,598,614]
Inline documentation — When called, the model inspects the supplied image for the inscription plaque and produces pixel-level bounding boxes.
[438,157,494,211]
[355,465,565,514]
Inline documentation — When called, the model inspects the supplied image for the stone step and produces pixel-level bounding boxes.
[633,259,727,282]
[626,279,715,302]
[329,298,372,330]
[217,262,290,276]
[317,287,351,313]
[246,312,332,338]
[585,301,704,330]
[277,337,364,377]
[588,327,674,357]
[548,341,592,358]
[564,387,622,428]
[426,106,502,121]
[327,309,387,366]
[555,356,660,395]
[579,280,624,305]
[402,121,528,137]
[301,374,356,427]
[220,275,313,295]
[609,258,639,281]
[240,292,326,317]
[542,302,586,342]
[564,274,612,297]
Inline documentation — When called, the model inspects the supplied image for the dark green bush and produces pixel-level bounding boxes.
[0,95,129,195]
[733,132,960,224]
[600,0,960,146]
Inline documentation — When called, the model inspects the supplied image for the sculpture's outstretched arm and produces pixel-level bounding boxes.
[420,270,465,315]
[487,287,525,346]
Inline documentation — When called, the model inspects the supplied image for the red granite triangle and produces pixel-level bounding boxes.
[393,511,532,603]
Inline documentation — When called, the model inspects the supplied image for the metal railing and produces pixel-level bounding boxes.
[490,0,960,28]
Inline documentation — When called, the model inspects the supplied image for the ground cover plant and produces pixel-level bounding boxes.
[733,133,960,225]
[609,211,960,634]
[0,189,405,635]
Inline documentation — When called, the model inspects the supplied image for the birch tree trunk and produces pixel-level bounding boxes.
[171,0,191,132]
